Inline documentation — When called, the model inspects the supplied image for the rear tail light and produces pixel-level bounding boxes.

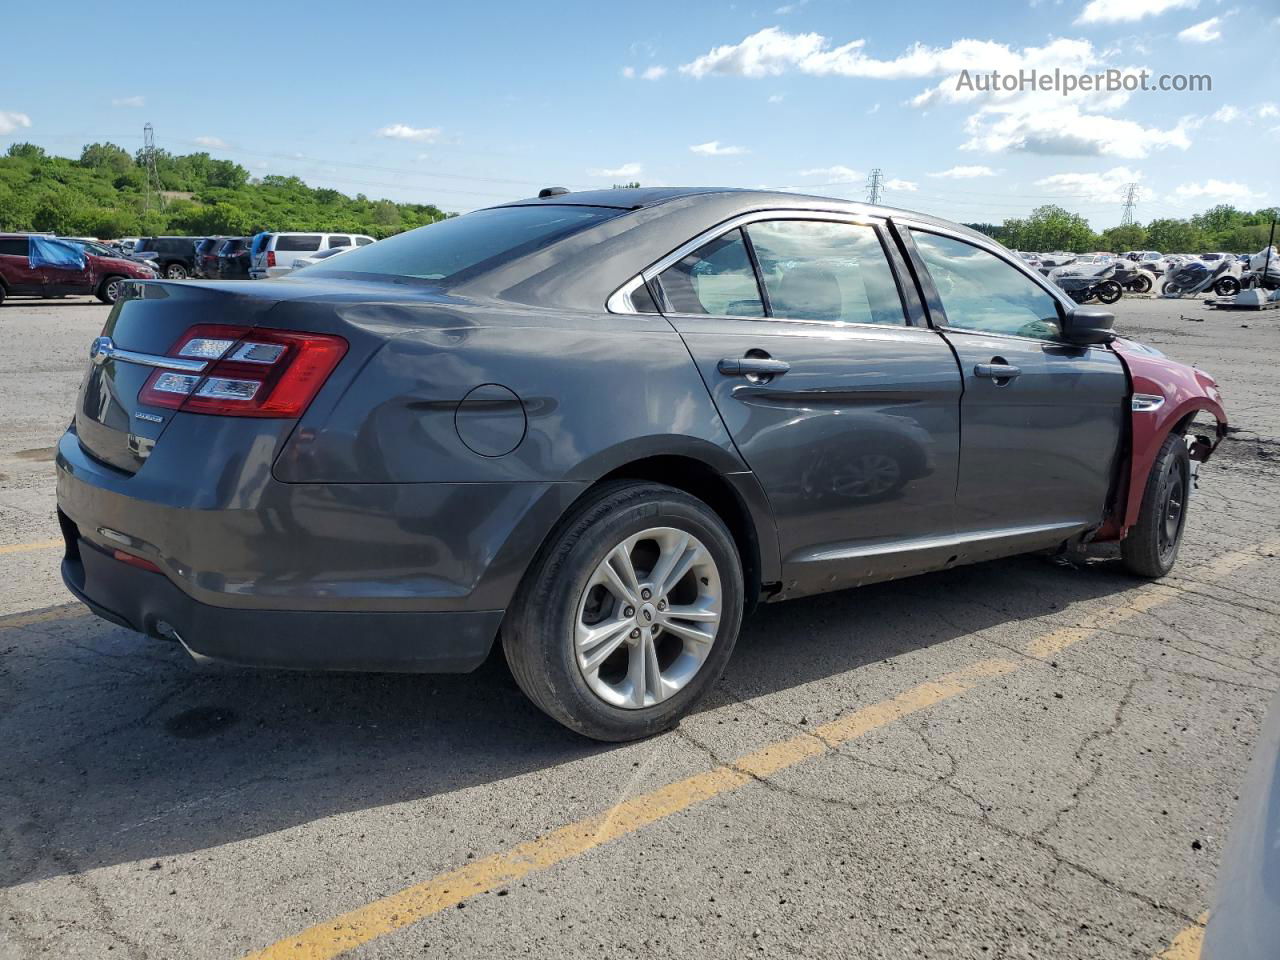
[266,250,276,268]
[138,324,347,417]
[113,549,163,573]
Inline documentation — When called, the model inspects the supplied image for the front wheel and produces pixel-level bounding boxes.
[1163,282,1182,297]
[1214,277,1241,297]
[1132,273,1153,294]
[503,480,744,741]
[96,275,126,304]
[1121,433,1191,578]
[1096,280,1123,304]
[164,262,188,279]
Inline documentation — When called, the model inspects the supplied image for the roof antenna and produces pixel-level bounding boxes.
[538,187,570,198]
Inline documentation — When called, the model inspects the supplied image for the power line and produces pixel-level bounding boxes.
[865,168,884,205]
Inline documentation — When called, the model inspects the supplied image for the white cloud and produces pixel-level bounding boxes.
[0,110,31,135]
[1260,103,1279,119]
[690,140,749,156]
[111,95,145,108]
[1172,179,1260,203]
[377,123,441,143]
[867,102,880,115]
[623,65,667,80]
[588,162,644,178]
[962,104,1193,158]
[768,94,785,103]
[799,165,862,182]
[1179,16,1223,42]
[1075,0,1196,24]
[1213,105,1241,122]
[775,0,808,12]
[194,136,228,149]
[929,165,998,178]
[885,178,918,192]
[1035,166,1152,201]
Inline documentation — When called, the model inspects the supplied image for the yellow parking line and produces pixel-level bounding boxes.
[241,539,1277,960]
[1155,912,1208,959]
[0,603,88,631]
[0,538,62,556]
[241,658,1017,960]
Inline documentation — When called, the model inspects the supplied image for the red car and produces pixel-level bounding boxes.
[0,234,157,306]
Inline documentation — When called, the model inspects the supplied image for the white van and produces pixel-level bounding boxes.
[251,232,375,279]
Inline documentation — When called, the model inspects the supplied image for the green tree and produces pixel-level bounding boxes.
[1002,205,1098,252]
[1098,224,1147,253]
[1145,218,1209,253]
[6,142,46,161]
[79,142,133,176]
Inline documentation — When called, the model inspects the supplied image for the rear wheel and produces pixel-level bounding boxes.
[1121,433,1191,578]
[96,275,126,305]
[1163,282,1182,297]
[503,480,744,741]
[1214,277,1241,297]
[1132,273,1153,293]
[1096,280,1123,304]
[164,262,188,279]
[0,283,6,306]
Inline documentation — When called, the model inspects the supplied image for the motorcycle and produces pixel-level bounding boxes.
[1111,261,1153,294]
[1162,259,1237,298]
[1051,262,1123,305]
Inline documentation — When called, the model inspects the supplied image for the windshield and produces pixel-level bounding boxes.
[304,205,620,283]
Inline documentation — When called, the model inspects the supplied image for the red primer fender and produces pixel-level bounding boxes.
[1098,338,1228,541]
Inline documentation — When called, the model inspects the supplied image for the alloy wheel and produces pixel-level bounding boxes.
[574,526,722,709]
[166,264,187,279]
[105,279,124,303]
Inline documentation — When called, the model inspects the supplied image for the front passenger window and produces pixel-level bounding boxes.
[656,229,764,317]
[911,231,1062,341]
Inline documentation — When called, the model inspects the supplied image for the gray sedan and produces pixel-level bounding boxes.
[55,187,1227,740]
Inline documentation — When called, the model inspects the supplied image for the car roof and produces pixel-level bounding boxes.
[493,186,992,243]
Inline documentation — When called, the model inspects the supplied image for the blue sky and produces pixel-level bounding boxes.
[3,0,1276,228]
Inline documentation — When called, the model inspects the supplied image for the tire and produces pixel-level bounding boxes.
[1132,273,1152,294]
[96,275,126,305]
[1214,277,1241,297]
[1096,280,1123,304]
[164,262,188,279]
[1121,433,1191,578]
[1163,282,1182,297]
[0,283,6,306]
[503,480,745,741]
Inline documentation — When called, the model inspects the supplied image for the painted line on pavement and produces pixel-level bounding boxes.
[0,537,62,556]
[241,537,1278,960]
[1155,912,1207,960]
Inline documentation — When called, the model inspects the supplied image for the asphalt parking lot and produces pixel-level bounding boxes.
[2,295,1277,960]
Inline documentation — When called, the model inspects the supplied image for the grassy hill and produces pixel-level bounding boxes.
[0,141,450,239]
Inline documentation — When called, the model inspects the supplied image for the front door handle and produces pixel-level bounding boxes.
[718,357,791,377]
[974,362,1021,380]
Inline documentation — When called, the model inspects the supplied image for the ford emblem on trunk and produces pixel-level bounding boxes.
[89,336,114,365]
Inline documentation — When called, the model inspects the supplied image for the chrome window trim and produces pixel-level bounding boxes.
[605,274,647,314]
[609,208,903,327]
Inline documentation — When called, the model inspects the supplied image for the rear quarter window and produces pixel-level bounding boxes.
[0,238,28,256]
[275,235,323,252]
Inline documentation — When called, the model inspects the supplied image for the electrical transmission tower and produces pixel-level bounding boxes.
[865,168,884,205]
[1120,182,1138,226]
[142,123,163,213]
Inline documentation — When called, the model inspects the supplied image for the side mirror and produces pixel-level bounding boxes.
[1060,305,1116,345]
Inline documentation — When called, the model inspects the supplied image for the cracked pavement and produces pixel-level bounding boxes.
[1,296,1278,959]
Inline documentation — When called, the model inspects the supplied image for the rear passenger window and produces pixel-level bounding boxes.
[276,235,322,252]
[355,236,374,246]
[656,229,763,317]
[746,220,906,325]
[911,231,1061,341]
[328,236,351,247]
[0,238,28,256]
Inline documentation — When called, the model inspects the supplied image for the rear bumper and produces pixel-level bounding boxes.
[61,535,501,672]
[55,426,586,671]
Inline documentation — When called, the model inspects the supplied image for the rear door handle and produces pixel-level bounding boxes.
[718,357,791,377]
[974,362,1021,380]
